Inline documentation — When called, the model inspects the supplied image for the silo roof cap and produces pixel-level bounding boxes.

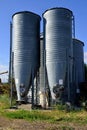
[73,38,84,46]
[42,7,73,16]
[12,11,41,20]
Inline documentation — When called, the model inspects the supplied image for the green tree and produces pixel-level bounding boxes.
[84,63,87,81]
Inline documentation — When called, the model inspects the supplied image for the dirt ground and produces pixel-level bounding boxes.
[0,116,87,130]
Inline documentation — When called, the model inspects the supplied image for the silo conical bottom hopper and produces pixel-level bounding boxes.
[46,62,66,104]
[14,63,32,102]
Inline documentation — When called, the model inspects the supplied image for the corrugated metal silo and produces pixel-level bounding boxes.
[43,8,73,102]
[73,39,84,86]
[12,11,41,101]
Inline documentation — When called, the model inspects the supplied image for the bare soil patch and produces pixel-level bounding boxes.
[0,116,87,130]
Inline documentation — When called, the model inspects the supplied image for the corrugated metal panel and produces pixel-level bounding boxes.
[73,39,84,85]
[43,8,73,101]
[12,11,41,101]
[40,35,44,67]
[40,36,45,92]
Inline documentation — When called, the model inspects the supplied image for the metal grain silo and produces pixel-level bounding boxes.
[73,39,84,86]
[43,8,73,102]
[12,11,41,101]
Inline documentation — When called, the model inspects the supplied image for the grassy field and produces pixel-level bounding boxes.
[3,108,87,124]
[0,94,87,124]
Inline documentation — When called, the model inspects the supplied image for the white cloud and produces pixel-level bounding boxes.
[84,52,87,64]
[0,64,9,83]
[0,65,8,72]
[84,52,87,63]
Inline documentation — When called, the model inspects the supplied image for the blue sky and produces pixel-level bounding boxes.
[0,0,87,81]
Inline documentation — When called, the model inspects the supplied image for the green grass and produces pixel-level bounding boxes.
[4,110,54,121]
[0,94,10,109]
[1,109,86,124]
[0,94,87,124]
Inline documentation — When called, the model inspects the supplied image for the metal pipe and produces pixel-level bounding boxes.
[32,70,34,109]
[44,49,46,108]
[10,52,14,107]
[9,22,13,107]
[36,71,38,105]
[72,15,75,38]
[67,50,70,101]
[0,71,8,75]
[9,22,12,83]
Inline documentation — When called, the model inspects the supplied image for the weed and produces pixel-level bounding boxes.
[5,110,54,121]
[0,94,10,109]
